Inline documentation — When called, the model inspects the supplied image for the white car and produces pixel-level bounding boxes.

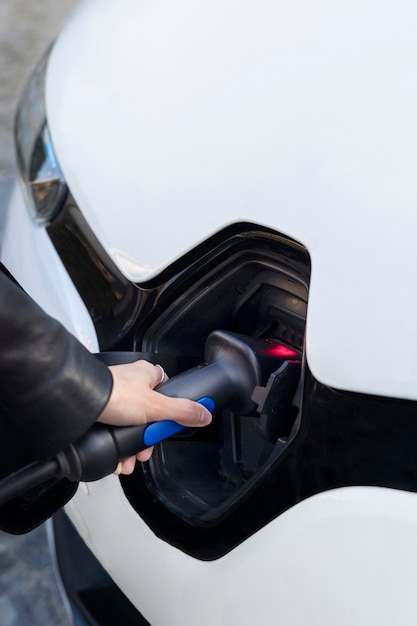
[4,0,417,624]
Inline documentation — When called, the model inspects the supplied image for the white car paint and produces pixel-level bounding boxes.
[2,184,99,351]
[45,0,417,401]
[65,482,417,626]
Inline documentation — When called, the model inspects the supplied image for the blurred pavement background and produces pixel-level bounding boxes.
[0,2,79,624]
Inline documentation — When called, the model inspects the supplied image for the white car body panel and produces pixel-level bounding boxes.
[46,0,417,400]
[66,483,417,626]
[2,184,99,351]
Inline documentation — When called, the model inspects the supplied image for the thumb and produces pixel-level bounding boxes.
[146,393,212,427]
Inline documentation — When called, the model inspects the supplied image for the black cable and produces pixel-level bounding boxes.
[0,458,61,507]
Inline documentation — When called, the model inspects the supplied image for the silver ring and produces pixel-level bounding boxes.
[155,364,166,385]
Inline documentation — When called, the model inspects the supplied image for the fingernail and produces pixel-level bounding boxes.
[200,407,212,425]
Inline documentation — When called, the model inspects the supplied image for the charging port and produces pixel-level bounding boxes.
[121,227,310,558]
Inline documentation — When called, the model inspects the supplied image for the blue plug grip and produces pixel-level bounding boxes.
[198,396,216,413]
[142,396,215,447]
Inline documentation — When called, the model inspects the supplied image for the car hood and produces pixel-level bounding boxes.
[46,0,417,400]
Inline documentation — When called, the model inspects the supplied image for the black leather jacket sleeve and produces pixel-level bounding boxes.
[0,269,113,468]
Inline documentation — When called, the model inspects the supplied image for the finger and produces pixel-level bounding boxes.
[113,449,153,476]
[154,364,169,386]
[136,446,154,462]
[113,461,123,475]
[130,360,169,388]
[115,456,137,475]
[144,393,212,427]
[114,447,154,476]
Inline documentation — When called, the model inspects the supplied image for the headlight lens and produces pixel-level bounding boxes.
[15,46,67,224]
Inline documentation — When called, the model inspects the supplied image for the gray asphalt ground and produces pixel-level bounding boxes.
[0,2,79,624]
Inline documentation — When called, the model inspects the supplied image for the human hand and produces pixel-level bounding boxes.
[96,360,212,475]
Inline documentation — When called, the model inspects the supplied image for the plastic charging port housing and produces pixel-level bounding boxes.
[120,227,310,553]
[140,279,306,525]
[137,352,303,527]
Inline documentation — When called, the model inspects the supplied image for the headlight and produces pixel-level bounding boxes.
[15,46,67,225]
[13,46,141,351]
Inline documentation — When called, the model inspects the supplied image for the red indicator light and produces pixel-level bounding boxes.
[268,345,298,358]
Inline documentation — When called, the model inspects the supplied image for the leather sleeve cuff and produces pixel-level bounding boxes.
[0,271,113,459]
